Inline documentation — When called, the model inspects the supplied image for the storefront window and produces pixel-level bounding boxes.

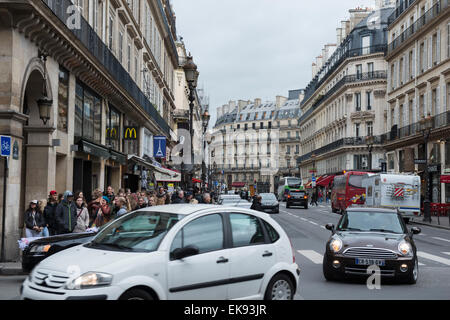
[106,104,121,151]
[57,67,69,132]
[430,143,441,164]
[445,141,450,169]
[74,81,102,144]
[123,118,139,155]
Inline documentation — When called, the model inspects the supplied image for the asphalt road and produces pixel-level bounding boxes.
[1,203,449,300]
[273,201,450,300]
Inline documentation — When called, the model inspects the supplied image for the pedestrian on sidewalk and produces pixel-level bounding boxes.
[24,200,46,238]
[104,186,115,204]
[55,191,77,234]
[136,196,147,209]
[88,190,103,227]
[147,196,156,207]
[91,197,112,228]
[251,195,263,212]
[156,187,167,206]
[74,195,89,233]
[186,192,198,204]
[44,190,59,236]
[115,197,128,218]
[38,199,50,237]
[202,193,212,204]
[172,190,185,204]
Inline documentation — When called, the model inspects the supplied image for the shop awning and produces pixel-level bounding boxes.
[305,180,312,188]
[77,140,110,159]
[154,166,181,182]
[128,155,170,175]
[231,182,246,188]
[316,175,335,187]
[440,175,450,184]
[110,150,127,165]
[192,178,202,184]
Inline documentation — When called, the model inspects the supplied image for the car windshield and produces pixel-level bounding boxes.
[88,211,184,252]
[287,178,302,187]
[290,191,305,195]
[337,211,405,234]
[261,194,276,201]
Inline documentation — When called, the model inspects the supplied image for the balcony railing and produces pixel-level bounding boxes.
[299,71,387,125]
[297,136,385,164]
[302,45,387,105]
[41,0,170,135]
[387,0,418,25]
[388,0,449,54]
[385,110,450,143]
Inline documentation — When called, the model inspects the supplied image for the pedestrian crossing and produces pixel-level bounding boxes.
[295,248,450,268]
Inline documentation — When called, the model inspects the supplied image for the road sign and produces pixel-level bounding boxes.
[414,159,427,164]
[0,136,11,157]
[312,176,316,182]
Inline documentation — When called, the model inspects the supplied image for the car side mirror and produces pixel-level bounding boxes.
[171,245,200,260]
[410,227,421,235]
[325,223,335,232]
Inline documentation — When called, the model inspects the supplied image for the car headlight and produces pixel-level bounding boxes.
[398,241,412,256]
[329,238,343,253]
[65,272,113,290]
[29,244,51,253]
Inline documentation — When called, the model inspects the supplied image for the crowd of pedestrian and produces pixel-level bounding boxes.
[23,186,216,238]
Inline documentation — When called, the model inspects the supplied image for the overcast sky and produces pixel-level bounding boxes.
[171,0,376,126]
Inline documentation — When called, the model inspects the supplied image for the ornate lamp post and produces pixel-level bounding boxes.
[420,115,433,223]
[366,134,375,170]
[183,55,199,190]
[201,111,210,191]
[36,54,53,125]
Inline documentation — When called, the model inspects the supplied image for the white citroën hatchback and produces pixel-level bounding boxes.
[21,204,300,300]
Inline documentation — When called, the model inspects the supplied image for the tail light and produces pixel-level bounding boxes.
[289,238,295,264]
[304,196,308,199]
[287,195,291,199]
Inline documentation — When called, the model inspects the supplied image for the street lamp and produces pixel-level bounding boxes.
[36,54,53,125]
[184,55,199,190]
[420,114,433,223]
[201,111,210,191]
[366,134,375,170]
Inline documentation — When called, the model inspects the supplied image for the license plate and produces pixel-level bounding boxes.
[355,258,385,266]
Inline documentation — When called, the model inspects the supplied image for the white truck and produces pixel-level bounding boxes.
[362,173,421,222]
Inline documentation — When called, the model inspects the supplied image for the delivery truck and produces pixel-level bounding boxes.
[362,173,421,223]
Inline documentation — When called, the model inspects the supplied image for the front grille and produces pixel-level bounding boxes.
[343,247,398,259]
[345,266,395,277]
[32,269,70,290]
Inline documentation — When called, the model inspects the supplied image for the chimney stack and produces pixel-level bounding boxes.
[276,96,287,108]
[254,98,262,106]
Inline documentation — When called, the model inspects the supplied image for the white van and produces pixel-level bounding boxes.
[362,173,421,222]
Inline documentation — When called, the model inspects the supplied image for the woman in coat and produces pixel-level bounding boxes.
[24,200,46,238]
[73,195,90,233]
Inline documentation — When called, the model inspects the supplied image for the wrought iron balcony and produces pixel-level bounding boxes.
[388,0,449,54]
[299,71,387,125]
[387,0,417,25]
[41,0,170,135]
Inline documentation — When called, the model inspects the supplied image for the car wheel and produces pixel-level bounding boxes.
[304,204,308,209]
[119,288,154,300]
[274,209,279,214]
[404,259,418,285]
[264,274,294,300]
[323,256,337,281]
[332,207,338,213]
[286,203,290,208]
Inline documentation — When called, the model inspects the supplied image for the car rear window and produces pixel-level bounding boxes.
[290,191,305,195]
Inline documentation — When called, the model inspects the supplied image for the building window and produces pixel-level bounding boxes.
[362,36,371,54]
[118,29,124,63]
[356,64,362,79]
[252,123,256,130]
[366,91,372,110]
[287,146,291,154]
[75,81,102,144]
[245,123,248,131]
[287,132,291,139]
[268,122,272,129]
[295,145,299,154]
[106,103,121,151]
[57,67,69,132]
[108,15,114,50]
[367,62,374,76]
[260,122,263,129]
[127,39,131,72]
[354,154,368,170]
[355,123,360,137]
[366,121,373,136]
[123,118,139,155]
[355,93,361,111]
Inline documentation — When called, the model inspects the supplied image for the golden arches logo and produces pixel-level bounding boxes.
[124,127,137,140]
[106,128,118,139]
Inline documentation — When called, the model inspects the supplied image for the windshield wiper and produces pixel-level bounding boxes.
[338,227,363,231]
[90,242,134,251]
[369,229,399,234]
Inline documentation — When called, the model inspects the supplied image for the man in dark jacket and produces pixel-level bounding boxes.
[250,195,263,212]
[44,190,59,236]
[172,190,185,204]
[55,191,77,234]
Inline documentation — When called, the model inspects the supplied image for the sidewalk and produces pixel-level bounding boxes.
[0,262,26,276]
[410,215,450,231]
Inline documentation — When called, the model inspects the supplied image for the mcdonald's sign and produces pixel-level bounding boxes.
[106,127,119,139]
[124,127,138,140]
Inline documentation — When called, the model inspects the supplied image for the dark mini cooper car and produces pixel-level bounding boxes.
[260,193,280,213]
[323,207,420,284]
[286,189,308,209]
[22,232,97,272]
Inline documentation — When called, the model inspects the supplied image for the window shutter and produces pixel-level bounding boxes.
[412,98,416,123]
[428,35,433,69]
[412,47,416,78]
[436,87,440,115]
[437,29,441,64]
[405,53,409,81]
[403,54,407,84]
[443,83,447,112]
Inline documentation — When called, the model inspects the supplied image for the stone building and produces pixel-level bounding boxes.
[0,0,184,260]
[297,5,395,185]
[210,90,303,193]
[384,0,450,203]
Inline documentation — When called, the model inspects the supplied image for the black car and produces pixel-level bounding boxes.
[286,189,308,209]
[22,232,97,272]
[323,207,421,284]
[259,193,280,214]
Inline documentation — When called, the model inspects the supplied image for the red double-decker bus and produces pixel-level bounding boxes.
[331,171,369,213]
